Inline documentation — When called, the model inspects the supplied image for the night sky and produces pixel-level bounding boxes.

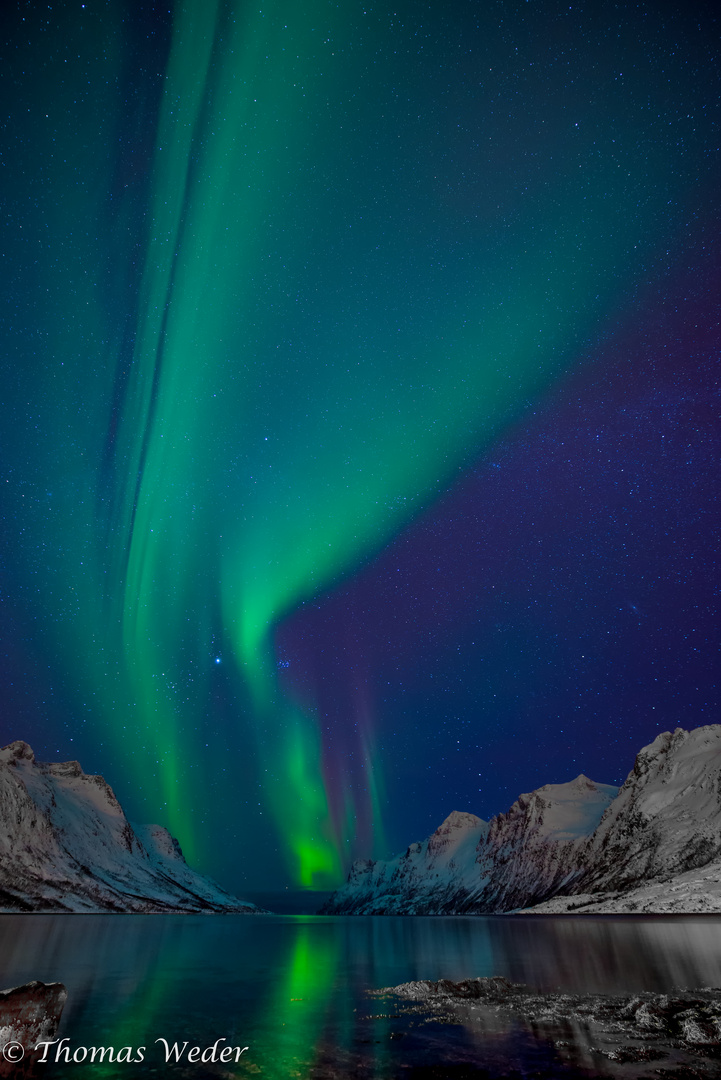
[1,0,719,894]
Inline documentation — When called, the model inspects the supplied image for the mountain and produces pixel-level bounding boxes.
[322,776,618,914]
[0,741,259,913]
[577,725,721,889]
[521,725,721,914]
[326,810,489,915]
[322,725,721,915]
[517,856,721,914]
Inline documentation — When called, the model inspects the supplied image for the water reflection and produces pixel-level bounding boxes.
[0,914,720,1077]
[489,915,721,993]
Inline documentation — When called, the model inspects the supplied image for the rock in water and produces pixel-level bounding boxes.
[0,981,66,1078]
[0,741,259,913]
[373,977,721,1078]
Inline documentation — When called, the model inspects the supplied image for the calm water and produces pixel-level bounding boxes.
[1,914,721,1078]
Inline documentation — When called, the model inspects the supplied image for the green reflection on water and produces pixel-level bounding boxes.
[261,921,340,1078]
[6,913,721,1079]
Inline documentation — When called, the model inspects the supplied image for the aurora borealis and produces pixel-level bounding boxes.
[1,0,719,893]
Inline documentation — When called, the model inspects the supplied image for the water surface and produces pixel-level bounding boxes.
[1,914,720,1078]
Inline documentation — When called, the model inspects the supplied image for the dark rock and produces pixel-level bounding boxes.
[0,981,66,1077]
[372,977,721,1077]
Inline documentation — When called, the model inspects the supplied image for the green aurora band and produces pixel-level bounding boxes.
[6,0,710,885]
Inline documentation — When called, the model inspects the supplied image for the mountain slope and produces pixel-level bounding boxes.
[0,741,258,913]
[322,776,618,914]
[323,811,489,914]
[518,856,721,914]
[322,725,721,915]
[581,726,721,890]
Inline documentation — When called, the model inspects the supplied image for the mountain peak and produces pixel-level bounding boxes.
[0,744,258,913]
[436,811,484,832]
[323,724,721,915]
[0,741,35,763]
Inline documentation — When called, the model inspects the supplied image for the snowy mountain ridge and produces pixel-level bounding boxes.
[322,725,721,914]
[0,741,257,913]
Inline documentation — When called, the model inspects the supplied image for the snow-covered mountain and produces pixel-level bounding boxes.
[517,856,721,914]
[0,741,258,913]
[327,810,490,915]
[322,775,618,913]
[322,725,721,914]
[581,725,721,889]
[524,725,721,914]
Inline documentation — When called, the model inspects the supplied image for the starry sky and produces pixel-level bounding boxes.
[1,0,719,894]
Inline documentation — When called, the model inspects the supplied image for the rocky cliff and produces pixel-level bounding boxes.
[581,726,721,890]
[322,725,721,914]
[325,810,489,915]
[322,775,618,913]
[0,741,258,913]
